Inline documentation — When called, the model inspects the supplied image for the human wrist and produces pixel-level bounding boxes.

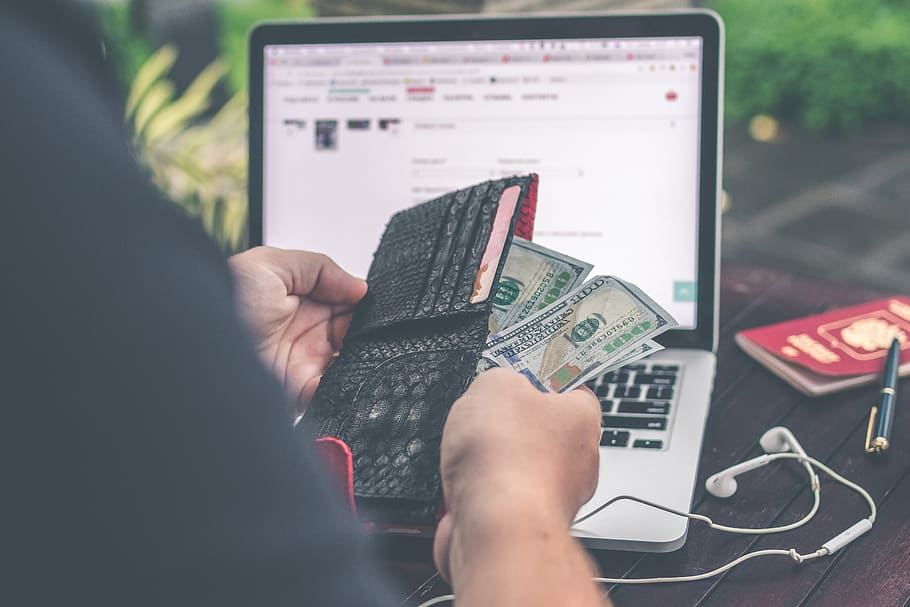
[443,491,598,604]
[447,483,572,557]
[448,471,579,525]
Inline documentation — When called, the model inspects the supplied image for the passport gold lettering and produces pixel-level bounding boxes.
[786,333,840,364]
[889,299,910,322]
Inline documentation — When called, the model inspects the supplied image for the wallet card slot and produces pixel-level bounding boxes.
[456,182,525,308]
[418,186,479,317]
[349,196,453,333]
[451,196,495,308]
[428,183,498,315]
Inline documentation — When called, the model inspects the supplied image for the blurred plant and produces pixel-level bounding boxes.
[126,45,248,253]
[98,1,153,88]
[713,0,910,132]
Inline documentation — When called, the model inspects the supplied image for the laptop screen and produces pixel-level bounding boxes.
[260,34,705,329]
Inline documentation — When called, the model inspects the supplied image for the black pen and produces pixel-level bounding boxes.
[865,337,901,455]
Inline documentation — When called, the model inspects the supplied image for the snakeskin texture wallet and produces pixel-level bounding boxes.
[302,174,539,530]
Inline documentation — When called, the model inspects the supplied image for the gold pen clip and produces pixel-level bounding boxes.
[865,406,889,454]
[865,406,879,453]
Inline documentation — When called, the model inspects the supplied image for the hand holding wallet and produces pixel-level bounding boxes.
[302,174,539,529]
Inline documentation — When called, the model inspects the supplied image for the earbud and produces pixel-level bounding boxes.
[705,454,773,498]
[759,426,807,457]
[760,426,818,489]
[706,427,815,498]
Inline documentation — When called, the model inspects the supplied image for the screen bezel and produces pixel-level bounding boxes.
[248,12,722,352]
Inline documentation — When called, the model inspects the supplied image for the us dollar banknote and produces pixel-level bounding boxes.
[475,338,661,380]
[488,237,593,334]
[484,276,677,392]
[591,339,664,378]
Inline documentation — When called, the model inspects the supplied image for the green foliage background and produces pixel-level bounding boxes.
[98,3,152,89]
[712,0,910,131]
[97,0,910,252]
[100,0,910,134]
[100,0,313,95]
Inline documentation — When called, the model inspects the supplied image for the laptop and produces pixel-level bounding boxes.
[248,11,723,552]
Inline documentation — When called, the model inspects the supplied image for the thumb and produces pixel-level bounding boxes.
[306,256,368,305]
[433,513,454,584]
[559,386,602,438]
[266,248,368,304]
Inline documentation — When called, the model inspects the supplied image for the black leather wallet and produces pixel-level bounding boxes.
[302,174,538,529]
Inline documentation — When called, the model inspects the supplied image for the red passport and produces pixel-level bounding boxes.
[735,296,910,396]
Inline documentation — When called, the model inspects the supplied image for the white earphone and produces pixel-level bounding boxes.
[705,426,817,498]
[418,427,876,605]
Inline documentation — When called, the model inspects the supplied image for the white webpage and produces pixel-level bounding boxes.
[262,37,703,328]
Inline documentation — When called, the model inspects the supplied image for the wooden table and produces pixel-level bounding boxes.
[374,265,910,607]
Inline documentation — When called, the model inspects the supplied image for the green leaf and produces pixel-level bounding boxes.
[125,45,178,120]
[143,58,231,145]
[132,80,176,139]
[143,97,209,146]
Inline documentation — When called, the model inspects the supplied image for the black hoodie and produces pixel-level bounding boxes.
[2,3,394,605]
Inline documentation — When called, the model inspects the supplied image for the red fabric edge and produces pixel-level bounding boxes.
[313,436,356,515]
[514,173,538,240]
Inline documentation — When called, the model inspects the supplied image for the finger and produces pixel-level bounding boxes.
[432,513,454,584]
[574,384,596,398]
[562,385,601,416]
[296,375,322,415]
[265,248,368,304]
[559,387,603,441]
[562,388,602,501]
[327,308,355,352]
[471,367,530,393]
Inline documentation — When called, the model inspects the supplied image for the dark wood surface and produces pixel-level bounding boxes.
[373,264,910,607]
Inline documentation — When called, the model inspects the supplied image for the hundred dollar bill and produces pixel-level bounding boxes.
[591,340,664,378]
[484,276,677,392]
[488,238,593,334]
[480,340,663,383]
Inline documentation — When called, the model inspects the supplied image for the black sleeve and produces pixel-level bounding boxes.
[2,6,397,606]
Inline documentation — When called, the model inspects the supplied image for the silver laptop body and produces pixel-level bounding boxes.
[249,10,724,552]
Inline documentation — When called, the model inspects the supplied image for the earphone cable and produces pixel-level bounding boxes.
[414,448,876,606]
[416,595,456,607]
[572,487,821,535]
[592,547,829,585]
[412,546,831,607]
[573,451,876,531]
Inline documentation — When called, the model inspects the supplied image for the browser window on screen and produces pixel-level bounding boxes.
[262,37,703,328]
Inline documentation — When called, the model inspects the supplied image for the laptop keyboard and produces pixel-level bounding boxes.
[585,362,683,451]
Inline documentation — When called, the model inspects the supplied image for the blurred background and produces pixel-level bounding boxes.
[98,0,909,291]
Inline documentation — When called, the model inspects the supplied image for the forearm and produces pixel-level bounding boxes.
[448,499,609,607]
